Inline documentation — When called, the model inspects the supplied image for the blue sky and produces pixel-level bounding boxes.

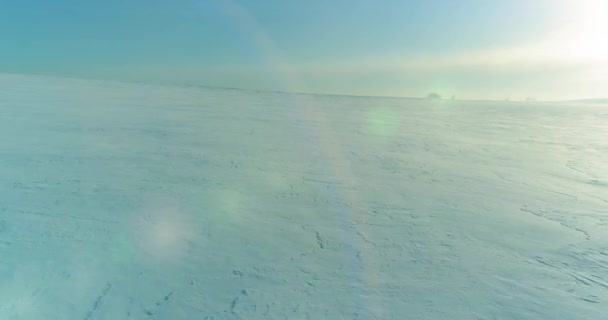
[1,0,606,100]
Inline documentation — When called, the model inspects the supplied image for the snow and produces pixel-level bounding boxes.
[0,73,607,319]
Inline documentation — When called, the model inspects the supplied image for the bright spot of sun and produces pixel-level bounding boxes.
[552,0,608,61]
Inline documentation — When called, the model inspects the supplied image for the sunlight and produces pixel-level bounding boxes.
[554,0,608,61]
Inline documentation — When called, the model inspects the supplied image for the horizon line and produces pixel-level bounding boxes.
[2,71,606,104]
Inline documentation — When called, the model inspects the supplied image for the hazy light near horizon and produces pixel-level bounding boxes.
[285,0,607,100]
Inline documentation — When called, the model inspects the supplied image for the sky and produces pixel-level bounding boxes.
[1,0,607,100]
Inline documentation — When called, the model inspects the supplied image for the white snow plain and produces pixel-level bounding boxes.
[0,73,607,319]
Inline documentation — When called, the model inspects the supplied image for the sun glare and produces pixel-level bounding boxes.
[557,0,608,61]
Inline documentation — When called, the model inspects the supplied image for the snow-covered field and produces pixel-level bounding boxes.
[1,73,607,319]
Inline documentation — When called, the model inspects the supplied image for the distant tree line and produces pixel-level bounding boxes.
[427,92,441,100]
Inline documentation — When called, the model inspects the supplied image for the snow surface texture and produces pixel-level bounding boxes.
[0,73,607,319]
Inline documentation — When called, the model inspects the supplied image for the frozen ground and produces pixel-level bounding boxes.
[0,73,607,319]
